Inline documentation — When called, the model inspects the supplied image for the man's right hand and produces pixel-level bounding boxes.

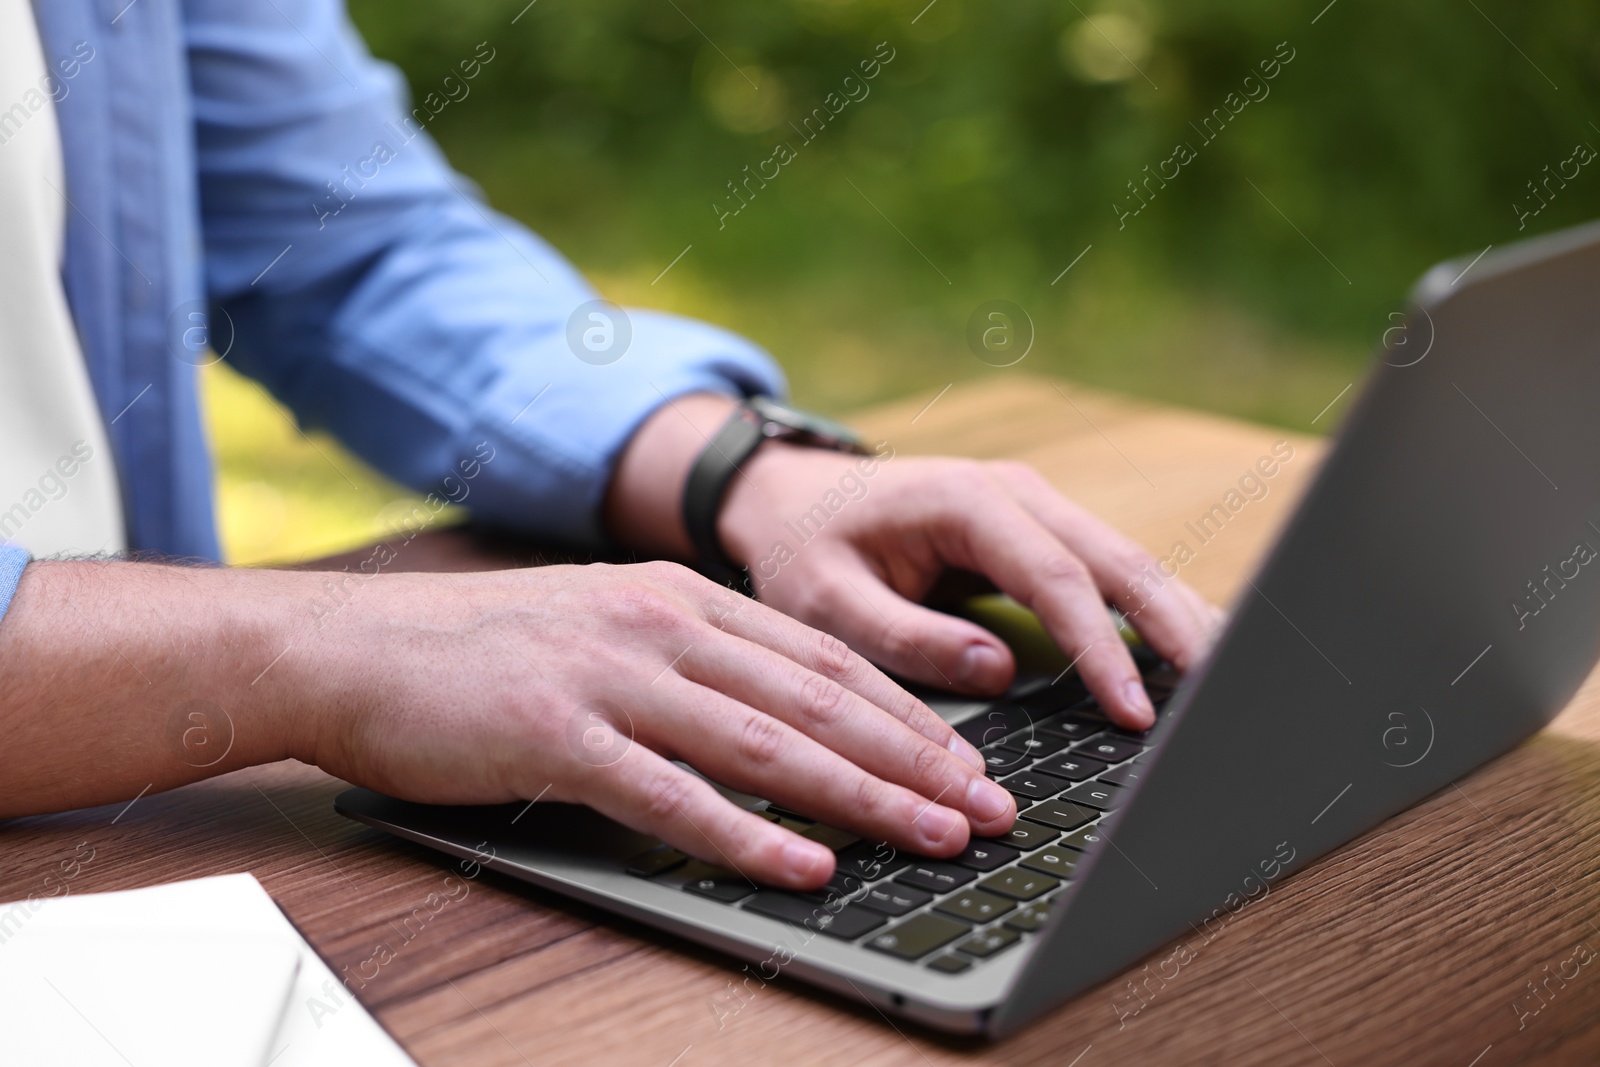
[302,561,1016,890]
[0,559,1015,891]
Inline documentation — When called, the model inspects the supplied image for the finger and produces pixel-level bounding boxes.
[677,629,1016,834]
[809,559,1017,698]
[692,579,988,772]
[988,463,1214,672]
[645,677,975,858]
[580,742,837,889]
[1163,581,1226,654]
[922,475,1155,728]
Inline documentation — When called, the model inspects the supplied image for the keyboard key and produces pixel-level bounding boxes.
[1035,714,1104,743]
[801,823,859,851]
[979,868,1059,901]
[1016,682,1089,715]
[981,746,1030,777]
[998,821,1057,851]
[1003,901,1054,933]
[1060,824,1105,851]
[927,954,972,974]
[1099,762,1145,787]
[810,904,888,940]
[954,840,1021,872]
[896,862,976,894]
[625,846,687,878]
[763,804,814,824]
[1072,736,1145,763]
[957,703,1036,748]
[1059,781,1122,811]
[1019,846,1082,878]
[683,871,756,904]
[835,841,910,881]
[804,870,867,906]
[1021,799,1098,831]
[859,883,933,916]
[997,770,1070,801]
[957,926,1022,958]
[743,893,887,939]
[867,913,971,960]
[996,733,1071,758]
[742,890,829,926]
[936,888,1016,923]
[1031,754,1108,781]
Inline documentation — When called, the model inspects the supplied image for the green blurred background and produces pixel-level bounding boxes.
[208,0,1600,564]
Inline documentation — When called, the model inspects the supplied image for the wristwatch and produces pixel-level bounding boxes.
[682,395,872,584]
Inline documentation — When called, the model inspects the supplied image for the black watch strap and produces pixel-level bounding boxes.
[682,404,767,583]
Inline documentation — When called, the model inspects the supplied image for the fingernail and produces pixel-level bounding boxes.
[956,643,1005,688]
[914,804,963,846]
[967,776,1013,824]
[783,839,829,880]
[949,733,986,772]
[1123,679,1156,727]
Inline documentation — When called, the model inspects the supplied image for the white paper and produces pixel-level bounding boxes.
[0,873,416,1067]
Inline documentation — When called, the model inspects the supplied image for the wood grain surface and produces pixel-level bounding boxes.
[6,376,1600,1066]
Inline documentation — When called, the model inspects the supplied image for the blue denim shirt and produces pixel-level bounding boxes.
[22,0,783,573]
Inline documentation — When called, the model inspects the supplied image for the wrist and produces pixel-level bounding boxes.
[603,392,741,559]
[139,564,321,770]
[715,440,808,568]
[716,442,897,578]
[232,568,350,767]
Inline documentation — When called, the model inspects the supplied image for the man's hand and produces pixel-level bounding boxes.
[0,559,1012,892]
[304,562,1012,888]
[719,446,1221,729]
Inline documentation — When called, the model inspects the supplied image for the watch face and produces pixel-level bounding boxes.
[748,396,864,449]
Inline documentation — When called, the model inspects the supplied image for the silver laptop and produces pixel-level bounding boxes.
[337,219,1600,1036]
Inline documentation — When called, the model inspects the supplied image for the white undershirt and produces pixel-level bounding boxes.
[0,0,125,556]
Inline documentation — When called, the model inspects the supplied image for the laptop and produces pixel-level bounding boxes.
[336,218,1600,1036]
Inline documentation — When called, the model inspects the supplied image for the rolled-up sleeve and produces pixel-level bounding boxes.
[186,0,785,547]
[0,544,30,623]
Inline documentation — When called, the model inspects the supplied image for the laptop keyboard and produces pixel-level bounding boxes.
[624,669,1174,975]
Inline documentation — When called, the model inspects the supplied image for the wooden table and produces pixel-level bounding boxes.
[7,376,1600,1066]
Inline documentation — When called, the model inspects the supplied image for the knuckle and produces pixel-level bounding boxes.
[1114,543,1159,576]
[636,558,693,584]
[950,460,998,498]
[612,583,689,632]
[851,775,885,821]
[1036,552,1091,587]
[643,773,697,826]
[788,579,840,626]
[897,700,939,735]
[737,714,788,767]
[797,672,851,730]
[906,738,948,784]
[810,630,856,681]
[874,620,920,669]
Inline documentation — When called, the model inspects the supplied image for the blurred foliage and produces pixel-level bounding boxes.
[203,363,442,565]
[209,0,1600,562]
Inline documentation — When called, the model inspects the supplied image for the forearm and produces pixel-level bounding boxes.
[0,561,310,816]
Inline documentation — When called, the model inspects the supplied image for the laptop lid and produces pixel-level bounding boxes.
[994,220,1600,1035]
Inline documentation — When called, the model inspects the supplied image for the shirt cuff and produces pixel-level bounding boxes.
[0,543,32,621]
[462,308,788,547]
